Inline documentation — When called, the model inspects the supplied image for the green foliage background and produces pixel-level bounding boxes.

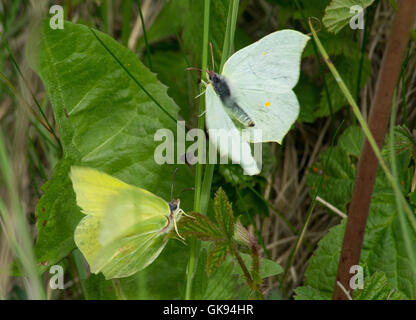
[1,0,415,300]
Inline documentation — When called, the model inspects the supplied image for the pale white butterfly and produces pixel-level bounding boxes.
[203,30,309,175]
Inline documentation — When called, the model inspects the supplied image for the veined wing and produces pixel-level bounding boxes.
[70,166,170,218]
[222,30,309,93]
[71,166,172,278]
[75,214,169,279]
[236,88,300,143]
[98,188,170,246]
[205,85,260,175]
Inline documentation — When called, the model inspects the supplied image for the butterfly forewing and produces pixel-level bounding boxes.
[222,30,309,93]
[99,188,170,246]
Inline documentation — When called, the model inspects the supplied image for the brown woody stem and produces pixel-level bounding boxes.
[333,0,416,300]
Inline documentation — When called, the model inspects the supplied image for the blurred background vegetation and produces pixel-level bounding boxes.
[0,0,415,299]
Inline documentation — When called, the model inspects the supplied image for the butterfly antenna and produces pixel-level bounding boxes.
[170,167,179,200]
[186,67,204,73]
[209,42,215,71]
[176,187,195,199]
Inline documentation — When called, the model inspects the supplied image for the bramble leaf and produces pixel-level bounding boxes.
[323,0,375,34]
[206,241,229,275]
[354,272,407,300]
[297,126,416,299]
[178,212,224,241]
[214,188,235,239]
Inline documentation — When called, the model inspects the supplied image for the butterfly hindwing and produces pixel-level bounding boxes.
[238,89,300,143]
[205,85,260,175]
[92,226,168,279]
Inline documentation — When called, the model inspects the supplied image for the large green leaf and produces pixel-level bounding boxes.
[82,274,117,300]
[323,0,375,34]
[296,126,416,299]
[27,21,193,298]
[151,50,194,122]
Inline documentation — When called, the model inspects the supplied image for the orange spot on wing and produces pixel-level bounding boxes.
[265,101,271,107]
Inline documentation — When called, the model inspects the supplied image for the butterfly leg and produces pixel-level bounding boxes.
[194,90,206,100]
[197,110,207,117]
[172,216,185,241]
[177,208,195,219]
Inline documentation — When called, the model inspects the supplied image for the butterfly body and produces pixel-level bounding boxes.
[208,71,255,127]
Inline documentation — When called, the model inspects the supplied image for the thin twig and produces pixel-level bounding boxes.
[316,196,347,219]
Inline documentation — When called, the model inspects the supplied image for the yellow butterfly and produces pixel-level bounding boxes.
[70,166,184,279]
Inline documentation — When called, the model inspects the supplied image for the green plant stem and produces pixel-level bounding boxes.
[309,20,416,233]
[220,0,239,71]
[186,0,211,300]
[186,0,241,299]
[136,0,152,70]
[307,2,416,299]
[280,120,344,291]
[121,0,133,46]
[389,90,416,299]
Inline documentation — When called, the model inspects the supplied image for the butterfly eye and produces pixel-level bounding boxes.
[169,199,179,212]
